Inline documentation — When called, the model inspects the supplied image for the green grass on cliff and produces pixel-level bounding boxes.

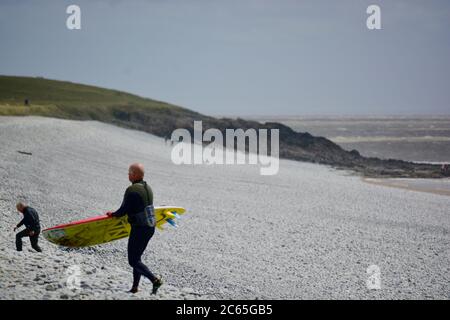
[0,75,204,136]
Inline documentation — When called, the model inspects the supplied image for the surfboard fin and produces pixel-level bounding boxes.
[166,218,177,228]
[164,211,176,220]
[173,212,181,219]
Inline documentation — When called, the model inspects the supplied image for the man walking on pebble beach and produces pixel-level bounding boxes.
[107,163,163,295]
[14,202,42,252]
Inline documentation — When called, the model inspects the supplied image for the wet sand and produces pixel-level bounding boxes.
[363,178,450,197]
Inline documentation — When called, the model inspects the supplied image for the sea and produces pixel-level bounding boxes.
[249,115,450,194]
[251,116,450,164]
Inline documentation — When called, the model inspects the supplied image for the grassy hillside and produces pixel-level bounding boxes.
[0,75,205,137]
[0,75,444,178]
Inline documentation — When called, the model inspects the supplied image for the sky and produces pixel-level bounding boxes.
[0,0,449,116]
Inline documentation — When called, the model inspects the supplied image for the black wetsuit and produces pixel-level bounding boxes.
[16,206,41,252]
[112,180,157,287]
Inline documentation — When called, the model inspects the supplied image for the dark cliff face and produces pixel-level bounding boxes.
[130,114,443,178]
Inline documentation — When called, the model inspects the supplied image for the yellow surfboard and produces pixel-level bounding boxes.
[42,206,186,248]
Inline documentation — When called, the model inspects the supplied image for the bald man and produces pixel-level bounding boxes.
[107,163,163,294]
[14,203,42,252]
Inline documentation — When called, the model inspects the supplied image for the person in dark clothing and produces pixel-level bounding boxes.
[14,202,42,252]
[107,163,162,295]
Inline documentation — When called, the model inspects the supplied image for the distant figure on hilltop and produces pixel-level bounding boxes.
[164,134,173,146]
[441,164,450,176]
[24,98,30,106]
[14,202,42,252]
